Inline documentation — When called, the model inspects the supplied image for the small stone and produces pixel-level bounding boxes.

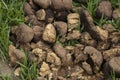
[82,62,93,75]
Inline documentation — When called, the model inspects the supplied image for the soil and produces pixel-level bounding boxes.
[6,0,120,80]
[0,60,20,80]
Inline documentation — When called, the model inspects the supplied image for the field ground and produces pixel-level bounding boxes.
[0,0,120,80]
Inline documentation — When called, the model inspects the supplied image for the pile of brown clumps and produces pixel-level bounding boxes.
[9,0,120,80]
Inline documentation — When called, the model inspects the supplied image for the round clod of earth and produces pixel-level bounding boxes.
[96,1,112,19]
[16,23,34,43]
[34,0,51,9]
[108,57,120,77]
[51,0,72,11]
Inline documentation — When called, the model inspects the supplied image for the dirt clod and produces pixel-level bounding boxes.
[96,1,112,19]
[8,45,25,66]
[39,62,51,77]
[82,61,93,75]
[109,57,120,75]
[46,52,61,67]
[67,13,80,31]
[42,24,56,43]
[97,41,110,51]
[110,32,120,44]
[66,30,81,40]
[103,48,120,61]
[36,9,46,20]
[23,2,34,16]
[105,57,120,77]
[14,67,21,77]
[102,23,116,33]
[80,32,97,47]
[8,0,120,79]
[33,26,44,42]
[45,9,54,23]
[112,8,120,20]
[51,0,72,11]
[16,23,34,43]
[81,10,108,41]
[53,42,66,59]
[54,21,67,36]
[53,42,72,66]
[73,44,88,63]
[84,46,103,73]
[34,0,51,9]
[31,48,46,63]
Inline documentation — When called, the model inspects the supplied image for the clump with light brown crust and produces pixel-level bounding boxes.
[42,24,56,43]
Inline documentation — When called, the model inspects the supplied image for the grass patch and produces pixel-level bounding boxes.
[0,74,11,80]
[111,70,116,80]
[0,0,26,60]
[62,39,79,46]
[94,14,107,27]
[110,0,120,8]
[17,51,38,80]
[81,0,100,17]
[114,18,120,32]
